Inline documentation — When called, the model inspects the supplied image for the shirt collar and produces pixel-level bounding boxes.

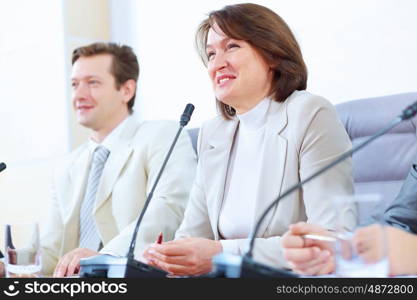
[88,115,132,154]
[236,97,271,131]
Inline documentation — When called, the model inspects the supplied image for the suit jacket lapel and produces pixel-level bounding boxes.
[253,100,288,237]
[93,118,139,213]
[202,118,238,239]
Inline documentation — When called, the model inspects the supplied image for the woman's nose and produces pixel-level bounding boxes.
[209,52,228,77]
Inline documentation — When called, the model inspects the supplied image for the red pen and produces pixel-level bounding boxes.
[156,232,163,244]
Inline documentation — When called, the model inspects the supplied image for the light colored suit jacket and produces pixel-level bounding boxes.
[41,117,197,275]
[175,91,356,268]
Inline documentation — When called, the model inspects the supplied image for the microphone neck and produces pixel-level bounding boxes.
[125,103,194,260]
[126,125,185,259]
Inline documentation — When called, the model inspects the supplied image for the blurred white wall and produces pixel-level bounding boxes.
[0,0,68,163]
[0,0,111,245]
[0,0,67,228]
[110,0,417,127]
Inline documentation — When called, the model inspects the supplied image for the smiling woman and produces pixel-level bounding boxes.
[143,3,356,276]
[205,23,273,115]
[198,4,307,119]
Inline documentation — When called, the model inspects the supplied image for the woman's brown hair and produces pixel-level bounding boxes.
[196,3,308,119]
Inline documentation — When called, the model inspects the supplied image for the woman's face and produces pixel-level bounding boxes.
[206,23,273,114]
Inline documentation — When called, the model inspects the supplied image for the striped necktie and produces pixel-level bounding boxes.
[79,146,110,250]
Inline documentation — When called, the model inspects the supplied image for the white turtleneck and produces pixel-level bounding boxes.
[219,98,271,254]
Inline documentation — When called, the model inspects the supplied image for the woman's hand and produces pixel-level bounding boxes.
[143,238,222,276]
[282,222,335,275]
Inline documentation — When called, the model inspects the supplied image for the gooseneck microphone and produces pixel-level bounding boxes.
[0,163,6,173]
[79,104,195,278]
[246,100,417,260]
[126,103,195,260]
[180,103,195,126]
[212,100,417,278]
[400,101,417,121]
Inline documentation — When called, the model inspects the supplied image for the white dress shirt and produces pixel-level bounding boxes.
[89,115,132,155]
[219,98,271,254]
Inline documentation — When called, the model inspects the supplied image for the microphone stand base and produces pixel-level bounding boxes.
[211,253,298,278]
[79,254,168,278]
[240,255,298,278]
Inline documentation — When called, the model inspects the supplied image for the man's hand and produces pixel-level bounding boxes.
[282,222,335,275]
[53,248,98,277]
[0,261,4,277]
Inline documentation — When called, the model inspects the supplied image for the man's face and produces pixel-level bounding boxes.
[71,54,130,131]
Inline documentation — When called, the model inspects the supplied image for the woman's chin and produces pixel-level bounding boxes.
[216,96,237,108]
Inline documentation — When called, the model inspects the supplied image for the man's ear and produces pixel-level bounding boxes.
[121,79,136,104]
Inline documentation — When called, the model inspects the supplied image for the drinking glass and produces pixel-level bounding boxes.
[4,222,42,278]
[334,194,388,277]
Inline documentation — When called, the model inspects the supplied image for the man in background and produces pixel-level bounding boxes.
[28,42,195,277]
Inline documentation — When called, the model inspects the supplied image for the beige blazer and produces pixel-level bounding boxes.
[175,91,356,268]
[41,118,197,275]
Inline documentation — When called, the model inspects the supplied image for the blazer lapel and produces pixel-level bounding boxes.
[202,118,238,239]
[93,118,139,213]
[253,100,288,237]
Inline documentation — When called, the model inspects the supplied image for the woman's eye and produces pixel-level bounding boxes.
[227,43,240,49]
[207,51,215,60]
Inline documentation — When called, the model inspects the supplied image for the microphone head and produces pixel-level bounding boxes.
[0,162,6,173]
[401,100,417,120]
[180,103,195,126]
